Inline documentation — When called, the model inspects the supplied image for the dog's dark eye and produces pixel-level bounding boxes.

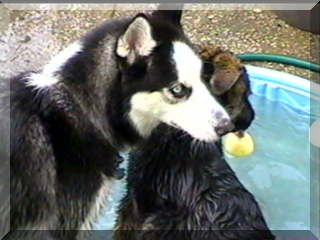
[201,62,215,83]
[169,83,191,98]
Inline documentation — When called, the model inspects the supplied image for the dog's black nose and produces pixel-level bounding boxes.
[215,118,234,136]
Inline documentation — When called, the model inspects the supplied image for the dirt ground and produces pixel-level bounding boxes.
[0,5,319,82]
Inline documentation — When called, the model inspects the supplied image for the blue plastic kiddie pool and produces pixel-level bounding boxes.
[95,65,320,239]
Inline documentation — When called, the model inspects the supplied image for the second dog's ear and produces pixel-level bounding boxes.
[211,70,241,95]
[116,15,156,64]
[152,9,183,26]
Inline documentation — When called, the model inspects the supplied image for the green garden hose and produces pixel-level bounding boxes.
[236,53,320,73]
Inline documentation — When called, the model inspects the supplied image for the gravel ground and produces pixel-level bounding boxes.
[0,6,319,83]
[182,10,319,83]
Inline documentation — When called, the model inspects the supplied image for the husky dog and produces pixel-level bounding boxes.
[0,10,233,240]
[114,47,274,240]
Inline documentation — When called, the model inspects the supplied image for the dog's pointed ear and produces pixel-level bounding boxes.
[153,4,183,26]
[152,10,183,26]
[116,14,156,64]
[211,70,241,95]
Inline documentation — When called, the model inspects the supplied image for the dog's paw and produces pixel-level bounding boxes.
[104,154,125,180]
[113,167,126,180]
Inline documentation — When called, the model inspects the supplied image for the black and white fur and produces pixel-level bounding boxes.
[0,10,232,239]
[114,28,274,239]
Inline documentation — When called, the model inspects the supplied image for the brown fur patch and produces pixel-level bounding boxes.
[197,44,243,95]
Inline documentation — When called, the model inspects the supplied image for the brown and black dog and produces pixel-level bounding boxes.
[198,44,255,135]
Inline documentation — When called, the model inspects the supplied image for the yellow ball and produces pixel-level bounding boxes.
[223,131,255,157]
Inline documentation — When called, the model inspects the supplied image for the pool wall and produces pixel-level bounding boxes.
[246,65,320,114]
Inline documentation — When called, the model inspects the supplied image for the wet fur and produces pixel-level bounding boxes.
[114,125,275,240]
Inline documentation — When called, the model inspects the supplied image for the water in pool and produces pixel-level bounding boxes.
[94,93,318,236]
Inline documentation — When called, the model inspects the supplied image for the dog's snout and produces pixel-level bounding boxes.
[215,118,234,136]
[215,111,223,120]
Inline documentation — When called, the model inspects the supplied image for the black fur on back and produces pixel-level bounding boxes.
[8,72,123,239]
[114,124,275,240]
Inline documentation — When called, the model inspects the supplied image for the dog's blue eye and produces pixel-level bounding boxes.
[169,83,190,98]
[172,85,182,94]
